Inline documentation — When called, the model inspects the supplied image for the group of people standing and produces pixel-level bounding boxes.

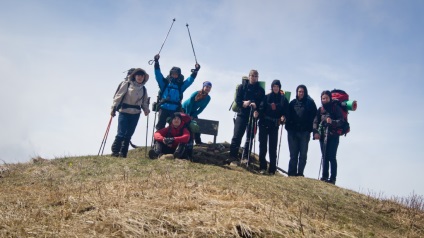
[108,57,346,185]
[227,70,346,184]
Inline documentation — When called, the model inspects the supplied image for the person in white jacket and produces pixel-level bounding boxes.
[110,68,150,157]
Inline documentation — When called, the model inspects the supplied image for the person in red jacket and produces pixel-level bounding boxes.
[149,112,191,159]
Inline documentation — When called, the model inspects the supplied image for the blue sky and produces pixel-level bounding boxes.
[1,0,423,198]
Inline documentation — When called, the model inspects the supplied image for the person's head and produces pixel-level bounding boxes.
[321,90,332,105]
[171,112,182,128]
[202,81,212,93]
[169,67,182,80]
[129,68,149,83]
[271,79,281,94]
[296,85,308,100]
[248,70,259,84]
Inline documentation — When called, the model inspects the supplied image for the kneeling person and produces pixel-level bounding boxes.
[149,112,191,159]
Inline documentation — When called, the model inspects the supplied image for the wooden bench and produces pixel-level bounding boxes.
[193,118,219,144]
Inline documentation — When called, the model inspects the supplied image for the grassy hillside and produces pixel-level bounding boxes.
[0,145,423,237]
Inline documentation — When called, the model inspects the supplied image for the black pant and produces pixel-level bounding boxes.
[153,141,190,158]
[287,131,311,176]
[320,135,340,181]
[258,124,279,173]
[156,108,176,130]
[230,114,255,158]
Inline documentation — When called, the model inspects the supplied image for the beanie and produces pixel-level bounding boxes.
[271,79,281,89]
[203,81,212,87]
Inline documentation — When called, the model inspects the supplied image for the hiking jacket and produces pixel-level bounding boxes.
[235,81,265,117]
[258,91,289,127]
[285,95,317,133]
[154,122,190,149]
[182,91,211,118]
[154,67,195,111]
[313,101,345,137]
[112,79,149,115]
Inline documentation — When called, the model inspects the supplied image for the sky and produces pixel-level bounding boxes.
[1,0,423,198]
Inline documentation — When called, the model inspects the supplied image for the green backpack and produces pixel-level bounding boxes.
[229,76,267,112]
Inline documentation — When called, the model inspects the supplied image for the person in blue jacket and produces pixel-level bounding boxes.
[182,81,212,145]
[153,54,200,130]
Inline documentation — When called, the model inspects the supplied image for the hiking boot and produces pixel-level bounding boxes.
[326,179,336,185]
[320,177,328,182]
[224,154,238,165]
[111,152,119,157]
[259,169,266,175]
[148,149,158,160]
[119,153,127,158]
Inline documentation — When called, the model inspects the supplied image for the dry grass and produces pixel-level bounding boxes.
[0,145,423,237]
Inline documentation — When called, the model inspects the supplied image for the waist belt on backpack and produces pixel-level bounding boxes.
[264,116,280,127]
[122,103,142,110]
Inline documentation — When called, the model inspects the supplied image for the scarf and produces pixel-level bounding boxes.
[194,90,208,102]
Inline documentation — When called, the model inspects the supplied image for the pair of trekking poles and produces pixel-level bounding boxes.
[240,105,288,174]
[148,18,199,66]
[97,98,151,157]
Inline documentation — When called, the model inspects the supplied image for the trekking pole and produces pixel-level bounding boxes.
[151,96,160,148]
[318,125,329,180]
[276,125,283,167]
[241,106,254,163]
[98,116,113,156]
[145,97,150,157]
[253,117,257,157]
[148,18,176,65]
[246,107,255,167]
[186,23,198,64]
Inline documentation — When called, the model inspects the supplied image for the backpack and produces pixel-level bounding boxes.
[152,75,185,112]
[114,68,146,111]
[331,89,357,136]
[230,76,266,112]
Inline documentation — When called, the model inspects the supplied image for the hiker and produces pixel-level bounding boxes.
[313,90,345,184]
[182,81,212,145]
[227,70,265,163]
[153,54,200,130]
[285,85,317,177]
[110,68,150,158]
[257,80,289,175]
[149,112,191,159]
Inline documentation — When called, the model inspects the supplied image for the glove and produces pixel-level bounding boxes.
[110,108,116,117]
[154,54,160,62]
[271,103,276,111]
[194,63,201,71]
[163,137,175,145]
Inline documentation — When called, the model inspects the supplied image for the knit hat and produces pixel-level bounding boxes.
[271,79,281,89]
[203,81,212,87]
[172,112,182,120]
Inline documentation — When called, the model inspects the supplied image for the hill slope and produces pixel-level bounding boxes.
[1,145,423,237]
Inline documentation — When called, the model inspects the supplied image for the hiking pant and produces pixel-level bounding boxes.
[230,115,252,158]
[153,141,176,155]
[320,135,340,181]
[194,133,203,144]
[258,124,279,174]
[156,108,176,130]
[153,141,189,158]
[112,112,140,157]
[287,130,311,176]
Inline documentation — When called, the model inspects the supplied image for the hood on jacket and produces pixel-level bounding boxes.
[296,84,309,100]
[129,68,149,85]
